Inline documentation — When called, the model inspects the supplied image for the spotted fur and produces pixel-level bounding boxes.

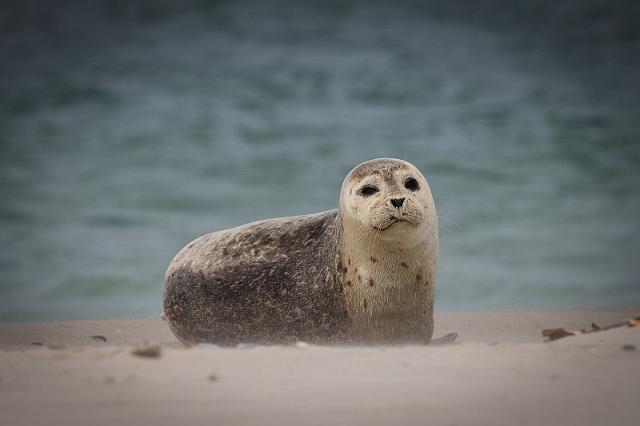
[163,158,438,345]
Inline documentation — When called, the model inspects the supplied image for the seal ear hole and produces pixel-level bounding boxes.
[359,185,379,197]
[404,177,420,191]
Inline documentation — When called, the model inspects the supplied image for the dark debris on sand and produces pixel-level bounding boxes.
[130,342,162,358]
[543,316,640,342]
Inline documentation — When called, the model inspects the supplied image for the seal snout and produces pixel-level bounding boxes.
[390,197,405,208]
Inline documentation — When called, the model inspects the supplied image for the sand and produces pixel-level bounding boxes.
[1,308,639,426]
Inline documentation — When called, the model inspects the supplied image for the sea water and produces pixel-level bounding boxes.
[1,0,639,320]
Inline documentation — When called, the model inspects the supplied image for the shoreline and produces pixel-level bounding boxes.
[1,307,639,426]
[1,307,637,348]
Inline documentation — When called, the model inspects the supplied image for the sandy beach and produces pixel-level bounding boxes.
[1,308,639,426]
[2,3,639,426]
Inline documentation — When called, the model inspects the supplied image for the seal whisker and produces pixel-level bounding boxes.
[437,222,453,234]
[437,211,462,231]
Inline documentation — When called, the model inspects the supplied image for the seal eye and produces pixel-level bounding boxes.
[405,177,420,191]
[359,185,379,197]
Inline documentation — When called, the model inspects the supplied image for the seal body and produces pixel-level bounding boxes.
[163,158,438,345]
[164,211,349,344]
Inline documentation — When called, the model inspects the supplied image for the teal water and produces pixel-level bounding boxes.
[1,0,639,321]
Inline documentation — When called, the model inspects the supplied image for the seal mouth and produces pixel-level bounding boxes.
[373,217,409,231]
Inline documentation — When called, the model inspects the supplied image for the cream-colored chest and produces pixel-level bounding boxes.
[341,245,435,324]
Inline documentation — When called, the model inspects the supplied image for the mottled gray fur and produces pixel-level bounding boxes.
[164,211,350,345]
[163,158,437,345]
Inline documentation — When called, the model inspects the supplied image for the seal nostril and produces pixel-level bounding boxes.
[390,197,405,208]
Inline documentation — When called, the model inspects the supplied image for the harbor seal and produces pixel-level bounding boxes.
[163,158,439,345]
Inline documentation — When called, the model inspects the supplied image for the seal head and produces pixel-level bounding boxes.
[340,158,435,241]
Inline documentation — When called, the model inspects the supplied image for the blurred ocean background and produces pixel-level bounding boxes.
[1,0,639,321]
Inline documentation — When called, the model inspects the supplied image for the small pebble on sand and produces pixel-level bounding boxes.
[47,343,67,350]
[130,342,162,358]
[621,344,636,352]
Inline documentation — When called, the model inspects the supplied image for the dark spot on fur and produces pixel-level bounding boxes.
[346,280,352,286]
[357,274,362,282]
[401,262,408,268]
[347,258,351,266]
[369,278,374,287]
[370,256,377,263]
[363,298,368,309]
[383,171,397,187]
[416,274,422,281]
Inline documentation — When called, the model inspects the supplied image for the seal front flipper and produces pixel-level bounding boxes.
[430,332,458,345]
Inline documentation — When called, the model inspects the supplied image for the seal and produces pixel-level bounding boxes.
[163,158,439,345]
